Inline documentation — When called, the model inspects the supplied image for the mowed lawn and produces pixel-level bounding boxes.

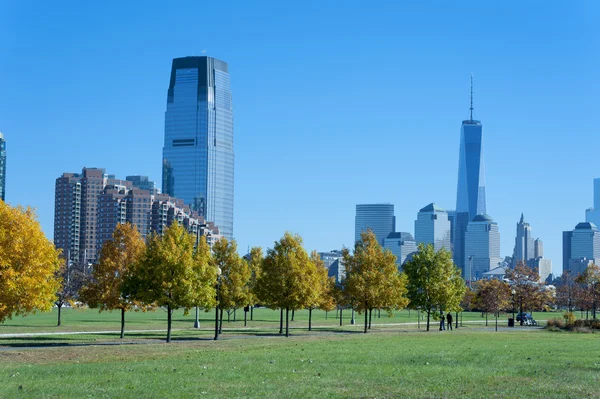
[1,328,599,399]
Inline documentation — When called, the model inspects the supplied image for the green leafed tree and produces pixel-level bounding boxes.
[79,223,147,338]
[256,232,317,336]
[342,230,409,333]
[212,237,251,330]
[403,243,466,331]
[131,223,217,342]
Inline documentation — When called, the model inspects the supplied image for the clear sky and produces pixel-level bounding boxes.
[1,1,599,276]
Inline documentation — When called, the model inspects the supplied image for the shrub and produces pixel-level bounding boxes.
[563,312,576,326]
[546,318,564,328]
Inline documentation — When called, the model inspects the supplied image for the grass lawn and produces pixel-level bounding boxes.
[1,328,599,398]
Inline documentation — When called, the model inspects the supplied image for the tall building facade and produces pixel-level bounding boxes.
[464,214,501,281]
[453,78,487,277]
[126,175,159,195]
[0,132,6,201]
[319,250,345,283]
[512,213,534,266]
[55,168,221,266]
[585,178,600,227]
[162,56,234,240]
[563,222,600,275]
[355,204,395,245]
[414,203,452,252]
[384,232,417,268]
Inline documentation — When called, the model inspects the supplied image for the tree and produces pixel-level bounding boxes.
[555,270,576,312]
[342,230,409,333]
[403,243,466,331]
[212,237,251,331]
[256,232,317,337]
[0,203,61,323]
[575,264,600,320]
[54,258,85,326]
[505,261,544,325]
[305,251,336,331]
[131,223,217,342]
[244,246,263,324]
[476,279,511,331]
[79,223,146,338]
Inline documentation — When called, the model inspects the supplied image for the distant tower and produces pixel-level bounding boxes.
[512,213,535,266]
[0,132,5,201]
[355,204,395,246]
[464,214,501,281]
[453,76,487,277]
[415,203,452,252]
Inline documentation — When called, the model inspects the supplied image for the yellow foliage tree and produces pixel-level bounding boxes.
[80,223,147,338]
[0,202,61,323]
[244,246,263,324]
[476,279,511,331]
[343,230,409,333]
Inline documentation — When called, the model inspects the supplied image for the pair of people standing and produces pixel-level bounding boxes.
[439,312,453,331]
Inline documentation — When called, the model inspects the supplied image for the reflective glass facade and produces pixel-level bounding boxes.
[355,204,395,246]
[464,215,501,281]
[414,203,452,253]
[0,133,5,201]
[162,57,234,239]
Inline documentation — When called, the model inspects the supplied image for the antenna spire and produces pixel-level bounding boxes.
[469,73,474,121]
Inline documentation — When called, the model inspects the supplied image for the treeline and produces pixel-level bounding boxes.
[0,201,468,342]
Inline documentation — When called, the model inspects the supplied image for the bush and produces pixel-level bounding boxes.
[546,318,564,328]
[563,312,576,327]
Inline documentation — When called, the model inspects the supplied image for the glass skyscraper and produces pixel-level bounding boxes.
[162,56,234,239]
[453,79,486,277]
[414,203,452,253]
[0,132,5,201]
[355,204,395,246]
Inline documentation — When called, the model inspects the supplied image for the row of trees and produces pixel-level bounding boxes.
[555,265,600,319]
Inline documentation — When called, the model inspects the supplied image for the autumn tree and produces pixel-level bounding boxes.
[54,258,85,326]
[403,243,466,331]
[575,264,600,320]
[555,270,576,312]
[0,202,61,323]
[79,223,146,338]
[244,246,263,324]
[131,223,216,342]
[505,261,544,325]
[256,232,317,337]
[212,237,251,331]
[342,230,409,333]
[304,251,336,331]
[476,279,511,331]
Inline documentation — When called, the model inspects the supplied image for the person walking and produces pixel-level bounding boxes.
[446,312,453,331]
[439,311,445,331]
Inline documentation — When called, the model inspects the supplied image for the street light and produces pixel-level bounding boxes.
[194,307,201,329]
[214,267,222,341]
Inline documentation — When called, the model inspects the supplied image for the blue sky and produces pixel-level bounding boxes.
[1,1,598,275]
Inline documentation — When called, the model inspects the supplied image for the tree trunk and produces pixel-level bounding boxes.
[455,312,458,329]
[219,308,224,333]
[250,306,253,321]
[227,310,231,322]
[495,313,498,332]
[520,302,524,326]
[279,308,284,334]
[339,308,343,326]
[364,306,368,333]
[234,308,237,322]
[309,308,313,331]
[417,309,420,330]
[368,308,372,329]
[167,305,172,343]
[325,311,328,320]
[291,310,295,322]
[485,312,488,326]
[426,309,431,331]
[244,309,247,327]
[378,309,381,318]
[120,308,125,339]
[57,303,62,327]
[285,308,290,337]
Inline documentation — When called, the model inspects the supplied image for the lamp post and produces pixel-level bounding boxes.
[511,288,516,320]
[194,307,200,329]
[214,267,222,341]
[351,308,356,325]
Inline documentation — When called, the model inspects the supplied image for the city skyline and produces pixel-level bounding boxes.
[1,2,599,276]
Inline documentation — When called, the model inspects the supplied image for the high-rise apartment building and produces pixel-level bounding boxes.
[0,132,5,201]
[162,56,234,240]
[55,168,221,266]
[453,77,487,277]
[464,214,501,281]
[354,204,395,246]
[563,222,600,275]
[512,213,535,266]
[415,203,452,253]
[384,232,417,268]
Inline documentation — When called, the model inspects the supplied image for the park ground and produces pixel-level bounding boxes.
[1,308,599,398]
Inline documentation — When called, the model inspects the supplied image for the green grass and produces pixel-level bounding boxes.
[1,328,598,398]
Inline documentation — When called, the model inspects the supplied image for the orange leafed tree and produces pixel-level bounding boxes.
[80,223,147,338]
[0,201,61,323]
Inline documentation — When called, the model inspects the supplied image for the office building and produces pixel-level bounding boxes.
[585,178,600,227]
[453,77,487,277]
[162,56,234,239]
[383,232,418,268]
[534,238,544,258]
[126,176,159,195]
[319,250,345,283]
[0,132,5,201]
[464,214,501,281]
[355,204,395,245]
[527,257,553,284]
[512,213,535,266]
[415,203,452,252]
[563,222,600,276]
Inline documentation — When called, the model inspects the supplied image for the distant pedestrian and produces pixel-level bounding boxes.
[439,312,445,331]
[446,313,453,331]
